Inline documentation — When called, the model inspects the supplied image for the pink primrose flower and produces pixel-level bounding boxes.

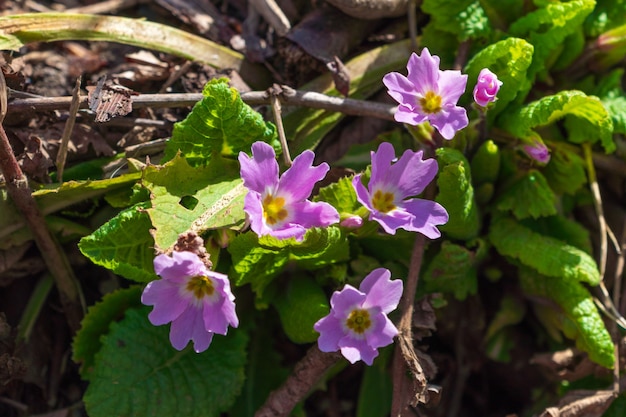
[141,251,238,353]
[314,268,403,365]
[352,142,448,237]
[473,68,503,107]
[523,141,551,164]
[383,48,469,140]
[238,141,339,241]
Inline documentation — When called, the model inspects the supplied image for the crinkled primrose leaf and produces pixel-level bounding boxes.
[422,241,479,300]
[519,267,614,369]
[229,226,349,297]
[84,307,248,417]
[501,90,615,153]
[78,203,155,283]
[143,155,245,250]
[273,276,330,344]
[164,78,278,166]
[72,287,143,380]
[542,146,587,195]
[421,0,492,42]
[435,148,480,241]
[509,0,594,78]
[496,170,556,219]
[464,38,534,115]
[489,214,600,285]
[314,175,360,215]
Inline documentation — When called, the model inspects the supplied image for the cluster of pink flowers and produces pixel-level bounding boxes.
[140,48,508,365]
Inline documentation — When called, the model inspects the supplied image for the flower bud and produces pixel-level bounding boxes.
[473,68,502,107]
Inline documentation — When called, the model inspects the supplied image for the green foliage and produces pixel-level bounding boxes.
[519,268,614,369]
[496,170,556,219]
[72,287,143,379]
[84,307,248,417]
[78,203,156,283]
[164,78,278,166]
[273,276,330,343]
[315,175,360,215]
[584,0,626,36]
[422,241,478,300]
[357,347,393,417]
[229,226,350,296]
[435,148,480,240]
[464,38,534,115]
[489,214,600,286]
[143,155,246,250]
[484,294,526,362]
[542,145,587,195]
[471,139,501,186]
[509,0,595,77]
[501,90,615,153]
[421,0,492,42]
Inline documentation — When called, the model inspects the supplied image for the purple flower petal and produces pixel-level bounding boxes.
[473,68,502,107]
[238,142,279,194]
[314,315,343,353]
[289,200,340,229]
[438,70,468,105]
[278,150,330,202]
[142,280,188,325]
[169,304,214,352]
[388,149,439,198]
[360,268,403,313]
[402,198,449,238]
[243,191,273,237]
[406,48,439,94]
[154,251,205,282]
[369,142,395,188]
[365,315,398,348]
[382,72,418,110]
[369,209,415,235]
[329,285,365,317]
[428,106,469,140]
[339,337,379,365]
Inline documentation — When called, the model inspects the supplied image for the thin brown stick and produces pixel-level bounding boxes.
[6,88,397,121]
[249,0,291,36]
[391,234,428,416]
[0,105,84,333]
[56,77,81,183]
[269,85,292,166]
[255,346,342,417]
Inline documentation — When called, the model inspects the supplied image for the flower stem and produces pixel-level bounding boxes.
[269,84,292,167]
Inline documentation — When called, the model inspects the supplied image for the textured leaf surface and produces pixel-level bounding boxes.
[542,146,587,195]
[496,170,556,219]
[519,268,614,369]
[422,0,491,41]
[84,307,248,417]
[501,90,614,153]
[143,155,245,250]
[315,175,360,215]
[72,287,142,379]
[274,276,330,343]
[423,241,478,300]
[435,148,480,240]
[78,203,155,283]
[464,38,534,114]
[489,214,600,285]
[229,227,349,296]
[164,78,277,166]
[509,0,594,77]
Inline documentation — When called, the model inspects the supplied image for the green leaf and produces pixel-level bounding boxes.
[78,203,156,283]
[526,214,593,255]
[229,227,349,297]
[465,38,534,114]
[542,145,587,195]
[435,148,480,240]
[357,347,393,417]
[484,294,526,362]
[500,90,615,153]
[164,78,277,166]
[315,175,360,215]
[143,155,246,250]
[519,267,614,369]
[509,0,595,77]
[72,287,143,379]
[584,0,626,36]
[273,276,330,344]
[422,241,478,300]
[421,0,492,41]
[489,214,600,285]
[496,170,556,219]
[84,307,248,417]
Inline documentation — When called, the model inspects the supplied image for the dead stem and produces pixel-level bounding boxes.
[7,88,397,121]
[56,77,81,183]
[391,233,428,416]
[0,117,84,332]
[269,85,292,166]
[255,345,342,417]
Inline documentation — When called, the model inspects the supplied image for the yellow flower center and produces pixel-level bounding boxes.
[346,309,372,334]
[263,194,288,225]
[371,189,396,213]
[419,91,442,114]
[186,275,215,299]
